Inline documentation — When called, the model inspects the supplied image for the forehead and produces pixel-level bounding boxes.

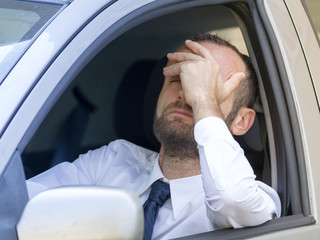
[173,42,246,79]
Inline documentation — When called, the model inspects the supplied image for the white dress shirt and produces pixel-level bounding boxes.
[27,117,281,239]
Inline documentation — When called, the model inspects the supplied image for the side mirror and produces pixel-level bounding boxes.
[17,186,143,240]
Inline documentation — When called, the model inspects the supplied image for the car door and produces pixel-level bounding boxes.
[1,0,320,239]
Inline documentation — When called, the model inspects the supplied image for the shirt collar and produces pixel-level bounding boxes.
[136,155,164,195]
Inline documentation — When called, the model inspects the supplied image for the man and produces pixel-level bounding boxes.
[27,33,280,239]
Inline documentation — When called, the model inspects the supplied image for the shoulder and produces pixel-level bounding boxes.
[111,139,158,169]
[78,139,158,172]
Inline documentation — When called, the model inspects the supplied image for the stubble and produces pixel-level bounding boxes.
[153,101,199,159]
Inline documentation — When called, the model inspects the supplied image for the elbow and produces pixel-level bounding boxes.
[206,184,276,228]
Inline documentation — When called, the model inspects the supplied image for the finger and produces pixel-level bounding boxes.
[221,72,246,100]
[163,62,184,77]
[167,52,203,63]
[185,40,214,59]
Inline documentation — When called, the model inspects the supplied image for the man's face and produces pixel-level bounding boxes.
[155,42,247,129]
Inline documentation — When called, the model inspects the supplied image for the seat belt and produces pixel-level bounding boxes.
[50,87,95,167]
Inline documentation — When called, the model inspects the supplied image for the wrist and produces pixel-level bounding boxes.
[192,99,225,124]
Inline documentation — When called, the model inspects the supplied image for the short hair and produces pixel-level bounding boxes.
[192,32,258,127]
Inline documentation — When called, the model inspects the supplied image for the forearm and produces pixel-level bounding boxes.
[26,146,108,199]
[26,160,90,199]
[195,117,279,229]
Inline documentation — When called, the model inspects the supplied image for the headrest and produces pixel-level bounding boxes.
[113,60,159,150]
[143,57,168,151]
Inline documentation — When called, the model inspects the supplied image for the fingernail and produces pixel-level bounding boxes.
[186,39,192,43]
[239,72,246,80]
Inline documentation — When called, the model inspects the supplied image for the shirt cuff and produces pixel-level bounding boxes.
[194,116,234,146]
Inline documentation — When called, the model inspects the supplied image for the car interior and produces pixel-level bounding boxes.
[19,1,309,238]
[23,4,271,176]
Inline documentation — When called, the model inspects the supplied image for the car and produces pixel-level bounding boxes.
[0,0,320,239]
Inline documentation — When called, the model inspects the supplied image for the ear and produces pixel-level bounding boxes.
[230,107,256,136]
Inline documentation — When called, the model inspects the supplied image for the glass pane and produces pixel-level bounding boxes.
[0,8,40,45]
[0,0,64,83]
[304,0,320,41]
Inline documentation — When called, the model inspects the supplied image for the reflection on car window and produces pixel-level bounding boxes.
[304,0,320,41]
[0,8,40,45]
[0,0,64,83]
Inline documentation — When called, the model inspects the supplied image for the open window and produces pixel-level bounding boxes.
[15,0,314,239]
[23,4,258,178]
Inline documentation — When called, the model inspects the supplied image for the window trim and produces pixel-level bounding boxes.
[255,0,310,217]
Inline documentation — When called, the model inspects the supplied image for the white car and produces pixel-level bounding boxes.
[0,0,319,239]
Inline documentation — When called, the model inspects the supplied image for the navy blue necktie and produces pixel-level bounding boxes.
[143,180,170,240]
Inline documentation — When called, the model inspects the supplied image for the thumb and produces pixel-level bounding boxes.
[221,72,246,101]
[233,72,246,82]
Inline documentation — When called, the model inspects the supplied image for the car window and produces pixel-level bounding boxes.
[0,0,65,83]
[303,0,320,41]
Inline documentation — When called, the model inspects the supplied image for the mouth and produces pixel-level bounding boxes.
[170,108,193,118]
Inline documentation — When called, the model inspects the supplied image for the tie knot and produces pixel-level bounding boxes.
[148,180,170,207]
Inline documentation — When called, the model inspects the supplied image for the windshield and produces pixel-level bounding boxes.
[0,0,66,83]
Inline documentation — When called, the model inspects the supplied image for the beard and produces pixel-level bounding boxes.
[153,101,199,159]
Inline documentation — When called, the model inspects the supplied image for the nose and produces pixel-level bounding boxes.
[177,87,186,101]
